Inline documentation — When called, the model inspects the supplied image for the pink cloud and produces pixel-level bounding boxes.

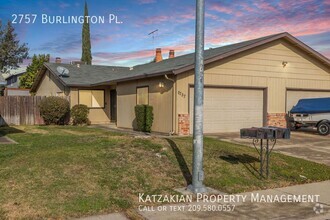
[210,3,244,17]
[205,15,330,47]
[211,4,233,14]
[143,15,170,24]
[180,13,195,20]
[254,1,277,12]
[322,49,330,59]
[240,3,255,12]
[205,13,218,20]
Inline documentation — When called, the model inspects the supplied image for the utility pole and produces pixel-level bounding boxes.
[188,0,207,194]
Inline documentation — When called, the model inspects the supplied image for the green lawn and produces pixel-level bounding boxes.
[0,126,329,219]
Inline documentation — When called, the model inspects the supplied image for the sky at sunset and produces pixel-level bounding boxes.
[0,0,329,67]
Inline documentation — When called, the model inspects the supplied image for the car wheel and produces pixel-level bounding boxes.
[317,122,330,135]
[294,126,301,130]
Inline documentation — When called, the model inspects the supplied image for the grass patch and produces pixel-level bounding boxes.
[0,126,329,219]
[169,137,330,193]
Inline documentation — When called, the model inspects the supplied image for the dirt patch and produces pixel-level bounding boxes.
[17,126,49,134]
[2,202,45,219]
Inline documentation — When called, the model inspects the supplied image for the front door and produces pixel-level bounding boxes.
[110,90,117,122]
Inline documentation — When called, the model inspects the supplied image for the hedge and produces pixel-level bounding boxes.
[135,105,154,132]
[71,104,90,125]
[39,96,70,125]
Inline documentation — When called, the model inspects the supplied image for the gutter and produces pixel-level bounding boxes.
[92,70,174,86]
[164,74,176,135]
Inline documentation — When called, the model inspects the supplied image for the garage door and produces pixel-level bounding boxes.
[189,87,264,133]
[286,90,330,112]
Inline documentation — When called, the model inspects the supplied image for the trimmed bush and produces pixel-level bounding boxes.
[135,105,145,132]
[135,105,154,132]
[71,104,90,125]
[145,105,153,132]
[39,96,70,125]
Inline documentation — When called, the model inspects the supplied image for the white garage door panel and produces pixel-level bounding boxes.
[286,90,330,112]
[190,88,264,133]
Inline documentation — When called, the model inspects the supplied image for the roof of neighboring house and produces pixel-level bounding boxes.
[3,67,27,80]
[0,74,6,86]
[31,32,330,92]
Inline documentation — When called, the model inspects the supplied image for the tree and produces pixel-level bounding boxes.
[19,54,50,89]
[81,1,92,65]
[0,21,29,72]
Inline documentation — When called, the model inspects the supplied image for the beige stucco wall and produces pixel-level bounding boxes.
[175,40,330,133]
[35,71,112,124]
[35,70,67,96]
[70,86,112,124]
[117,76,173,133]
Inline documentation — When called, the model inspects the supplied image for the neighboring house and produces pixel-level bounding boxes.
[30,32,330,135]
[0,74,6,95]
[1,67,29,96]
[0,74,6,87]
[4,67,26,88]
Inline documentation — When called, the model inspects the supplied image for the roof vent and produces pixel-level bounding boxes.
[56,66,69,77]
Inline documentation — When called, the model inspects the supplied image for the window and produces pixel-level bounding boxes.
[79,90,105,108]
[137,87,148,105]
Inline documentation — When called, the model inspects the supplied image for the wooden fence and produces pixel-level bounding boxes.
[0,96,45,126]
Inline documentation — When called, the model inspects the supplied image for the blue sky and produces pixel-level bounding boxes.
[0,0,329,66]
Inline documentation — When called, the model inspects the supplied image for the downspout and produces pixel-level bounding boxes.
[164,74,175,135]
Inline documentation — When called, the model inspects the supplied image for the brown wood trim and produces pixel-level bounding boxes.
[78,89,106,109]
[136,86,149,105]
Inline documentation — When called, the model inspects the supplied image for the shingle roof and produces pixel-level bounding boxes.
[3,67,27,80]
[44,63,129,86]
[31,32,330,91]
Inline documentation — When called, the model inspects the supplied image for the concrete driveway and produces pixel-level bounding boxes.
[208,128,330,166]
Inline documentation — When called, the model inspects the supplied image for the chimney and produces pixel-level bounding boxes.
[55,57,61,63]
[169,50,175,59]
[155,48,163,62]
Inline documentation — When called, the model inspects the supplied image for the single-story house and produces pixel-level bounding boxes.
[30,32,330,135]
[0,74,6,87]
[1,67,30,96]
[4,67,26,88]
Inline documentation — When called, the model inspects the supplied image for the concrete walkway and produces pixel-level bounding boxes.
[139,181,330,220]
[78,181,329,220]
[77,213,129,220]
[0,136,17,144]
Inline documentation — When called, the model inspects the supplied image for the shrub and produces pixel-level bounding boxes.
[71,104,90,125]
[39,96,70,125]
[145,105,153,132]
[135,105,154,132]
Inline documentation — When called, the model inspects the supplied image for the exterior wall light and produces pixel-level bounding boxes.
[282,61,288,68]
[159,82,165,88]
